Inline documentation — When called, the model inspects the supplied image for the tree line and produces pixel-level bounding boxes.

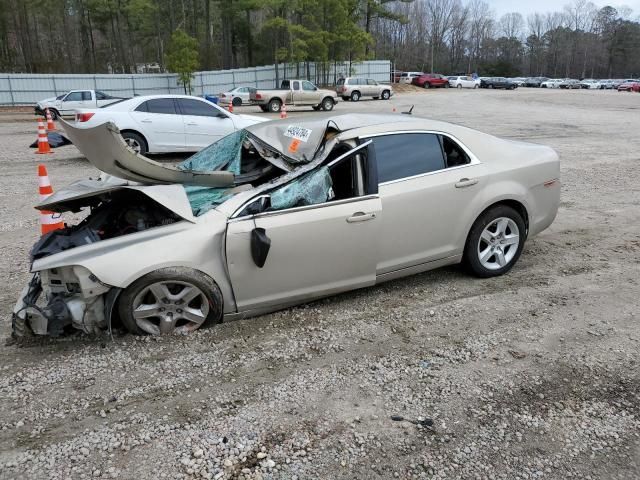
[1,0,639,79]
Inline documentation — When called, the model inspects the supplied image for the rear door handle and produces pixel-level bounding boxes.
[140,119,152,123]
[186,121,198,126]
[346,212,376,223]
[455,177,479,188]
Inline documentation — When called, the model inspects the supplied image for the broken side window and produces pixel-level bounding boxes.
[270,167,333,211]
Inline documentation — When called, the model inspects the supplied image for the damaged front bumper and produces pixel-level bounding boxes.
[12,266,119,337]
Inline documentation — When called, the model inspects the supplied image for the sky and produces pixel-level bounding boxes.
[490,0,640,17]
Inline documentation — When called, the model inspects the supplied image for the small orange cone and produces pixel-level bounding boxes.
[38,164,64,234]
[392,106,396,112]
[45,109,56,131]
[35,120,52,155]
[228,103,233,113]
[280,103,287,119]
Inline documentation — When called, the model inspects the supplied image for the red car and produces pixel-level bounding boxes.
[411,73,450,89]
[617,81,640,92]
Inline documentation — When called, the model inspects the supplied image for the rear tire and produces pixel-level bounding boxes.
[381,90,391,100]
[118,268,223,336]
[463,205,526,278]
[423,83,430,89]
[350,91,361,101]
[121,131,148,155]
[268,99,282,113]
[457,84,462,89]
[232,97,242,107]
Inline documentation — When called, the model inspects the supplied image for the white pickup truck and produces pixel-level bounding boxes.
[35,90,125,119]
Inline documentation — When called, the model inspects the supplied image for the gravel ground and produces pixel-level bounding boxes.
[0,89,639,480]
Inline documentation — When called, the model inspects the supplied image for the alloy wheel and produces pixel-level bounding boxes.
[477,217,520,270]
[131,280,210,335]
[124,137,141,154]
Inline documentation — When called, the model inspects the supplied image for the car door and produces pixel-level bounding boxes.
[298,80,319,104]
[60,91,92,115]
[462,76,474,88]
[237,87,250,104]
[176,98,236,150]
[225,143,381,312]
[364,132,487,275]
[129,98,186,152]
[366,79,380,97]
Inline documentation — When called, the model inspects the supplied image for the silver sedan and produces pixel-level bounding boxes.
[13,114,560,338]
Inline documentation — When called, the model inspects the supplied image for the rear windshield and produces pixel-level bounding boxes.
[280,80,290,89]
[337,78,344,86]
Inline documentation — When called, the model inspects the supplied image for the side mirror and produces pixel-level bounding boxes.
[251,228,271,268]
[244,196,270,215]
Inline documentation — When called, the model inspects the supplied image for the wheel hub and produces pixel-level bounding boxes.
[131,280,209,335]
[477,217,520,270]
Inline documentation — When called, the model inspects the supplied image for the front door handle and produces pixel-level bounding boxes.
[140,119,152,123]
[455,177,479,188]
[346,212,376,223]
[186,121,198,126]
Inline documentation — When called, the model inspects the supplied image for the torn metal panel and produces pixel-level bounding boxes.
[35,178,196,223]
[60,120,234,187]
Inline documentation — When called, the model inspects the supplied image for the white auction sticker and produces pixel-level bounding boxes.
[284,125,312,142]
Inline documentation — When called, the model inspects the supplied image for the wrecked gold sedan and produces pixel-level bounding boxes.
[12,114,560,337]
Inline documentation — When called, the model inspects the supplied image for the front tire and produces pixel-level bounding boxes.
[423,83,430,89]
[463,205,526,278]
[321,97,335,111]
[118,268,223,336]
[381,89,391,100]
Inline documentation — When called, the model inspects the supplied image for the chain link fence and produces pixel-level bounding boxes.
[0,60,391,106]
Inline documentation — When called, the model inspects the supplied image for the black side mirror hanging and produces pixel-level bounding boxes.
[251,228,271,268]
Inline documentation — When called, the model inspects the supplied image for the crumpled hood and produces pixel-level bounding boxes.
[35,176,197,223]
[60,120,235,187]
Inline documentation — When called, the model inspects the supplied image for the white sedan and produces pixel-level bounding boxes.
[74,95,265,154]
[540,79,563,88]
[217,86,252,107]
[447,76,478,89]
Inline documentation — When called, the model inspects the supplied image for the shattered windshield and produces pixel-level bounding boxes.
[177,130,247,216]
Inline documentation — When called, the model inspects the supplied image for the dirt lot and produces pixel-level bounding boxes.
[0,89,639,480]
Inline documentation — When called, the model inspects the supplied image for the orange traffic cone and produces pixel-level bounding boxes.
[45,108,56,131]
[38,164,64,234]
[228,103,234,113]
[35,120,52,154]
[280,103,287,119]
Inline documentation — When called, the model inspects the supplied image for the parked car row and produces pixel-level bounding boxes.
[393,70,640,93]
[514,76,640,91]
